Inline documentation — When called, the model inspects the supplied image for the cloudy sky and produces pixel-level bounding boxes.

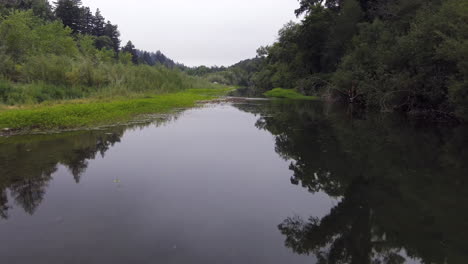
[81,0,299,66]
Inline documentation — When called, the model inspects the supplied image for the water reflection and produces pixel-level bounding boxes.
[234,100,468,264]
[1,101,467,264]
[0,117,177,219]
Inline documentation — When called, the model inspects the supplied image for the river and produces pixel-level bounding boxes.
[1,100,467,264]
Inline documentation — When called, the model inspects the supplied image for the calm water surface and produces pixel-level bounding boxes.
[1,100,467,264]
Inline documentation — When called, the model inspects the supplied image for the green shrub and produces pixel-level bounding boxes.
[0,79,14,103]
[20,55,71,84]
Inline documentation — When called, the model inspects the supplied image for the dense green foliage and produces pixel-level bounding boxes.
[284,0,466,120]
[0,2,231,131]
[0,0,181,66]
[188,0,467,120]
[2,0,466,121]
[0,4,220,107]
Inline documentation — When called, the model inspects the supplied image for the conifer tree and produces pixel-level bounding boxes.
[104,21,120,52]
[80,6,94,35]
[92,8,105,36]
[54,0,83,33]
[122,41,138,64]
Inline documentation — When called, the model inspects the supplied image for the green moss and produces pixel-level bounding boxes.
[264,88,319,100]
[0,88,232,132]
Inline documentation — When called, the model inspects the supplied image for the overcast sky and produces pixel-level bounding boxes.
[81,0,299,67]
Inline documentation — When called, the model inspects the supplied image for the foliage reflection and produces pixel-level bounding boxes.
[235,100,468,264]
[0,116,177,218]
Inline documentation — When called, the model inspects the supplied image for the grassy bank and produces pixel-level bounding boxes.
[0,11,229,106]
[0,88,232,132]
[0,64,224,105]
[264,88,319,100]
[0,10,239,134]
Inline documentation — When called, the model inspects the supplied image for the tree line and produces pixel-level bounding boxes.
[188,0,467,121]
[0,0,177,66]
[0,1,214,105]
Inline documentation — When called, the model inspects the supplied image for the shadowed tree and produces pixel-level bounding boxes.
[103,21,120,52]
[54,0,83,33]
[79,6,94,35]
[122,40,138,64]
[94,35,113,51]
[0,0,54,19]
[91,8,105,36]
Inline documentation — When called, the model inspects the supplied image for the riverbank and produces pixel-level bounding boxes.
[0,88,233,135]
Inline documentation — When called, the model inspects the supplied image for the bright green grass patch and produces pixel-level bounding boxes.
[0,88,231,132]
[264,88,319,100]
[183,87,236,96]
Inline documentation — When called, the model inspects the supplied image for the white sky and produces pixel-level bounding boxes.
[80,0,299,66]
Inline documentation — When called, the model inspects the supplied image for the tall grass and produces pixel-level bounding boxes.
[0,11,225,107]
[0,57,222,105]
[0,10,234,132]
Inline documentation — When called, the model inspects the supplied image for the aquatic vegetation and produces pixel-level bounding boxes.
[0,88,232,132]
[264,88,319,100]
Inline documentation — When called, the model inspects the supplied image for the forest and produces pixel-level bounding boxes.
[1,1,467,262]
[0,0,210,107]
[188,0,467,121]
[0,0,466,122]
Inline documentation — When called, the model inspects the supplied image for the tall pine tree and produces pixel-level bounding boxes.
[80,6,94,35]
[54,0,83,33]
[104,21,120,53]
[92,8,105,36]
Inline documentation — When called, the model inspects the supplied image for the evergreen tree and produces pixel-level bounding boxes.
[54,0,83,33]
[103,21,120,52]
[142,51,153,65]
[94,36,113,50]
[31,0,54,20]
[79,6,94,35]
[122,41,138,64]
[1,0,54,19]
[91,8,105,36]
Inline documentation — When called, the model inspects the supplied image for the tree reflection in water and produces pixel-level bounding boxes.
[0,116,177,219]
[235,100,468,264]
[0,130,124,217]
[1,101,467,263]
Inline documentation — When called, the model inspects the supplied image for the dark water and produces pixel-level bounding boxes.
[1,100,467,264]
